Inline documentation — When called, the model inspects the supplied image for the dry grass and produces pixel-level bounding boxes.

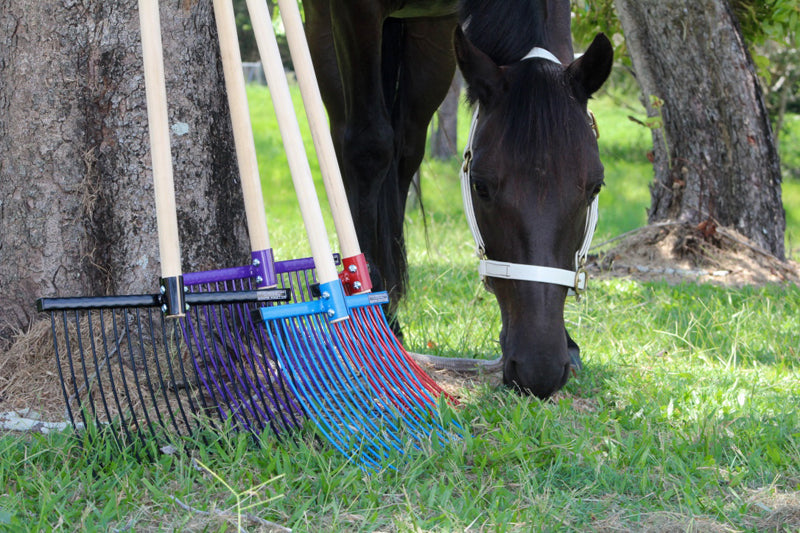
[589,222,800,287]
[0,319,65,420]
[748,488,800,532]
[591,511,738,533]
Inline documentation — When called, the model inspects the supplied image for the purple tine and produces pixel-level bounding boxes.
[182,279,303,435]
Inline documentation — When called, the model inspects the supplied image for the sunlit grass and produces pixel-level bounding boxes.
[784,178,800,259]
[3,279,798,530]
[780,113,800,181]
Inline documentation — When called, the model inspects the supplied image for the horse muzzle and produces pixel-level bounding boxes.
[498,304,572,399]
[503,353,571,399]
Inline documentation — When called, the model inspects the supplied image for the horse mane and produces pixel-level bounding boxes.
[459,0,547,65]
[502,61,582,168]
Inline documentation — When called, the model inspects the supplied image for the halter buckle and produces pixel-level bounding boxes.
[574,266,587,298]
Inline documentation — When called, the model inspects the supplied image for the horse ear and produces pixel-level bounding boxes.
[453,26,505,108]
[567,33,613,100]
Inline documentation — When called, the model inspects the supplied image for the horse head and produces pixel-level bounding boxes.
[454,28,613,398]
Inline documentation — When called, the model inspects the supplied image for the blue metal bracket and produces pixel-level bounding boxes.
[258,279,350,322]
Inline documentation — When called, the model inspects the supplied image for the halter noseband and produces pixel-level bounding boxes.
[460,47,600,297]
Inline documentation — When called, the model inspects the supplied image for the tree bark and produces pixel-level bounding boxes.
[0,1,249,342]
[614,0,785,259]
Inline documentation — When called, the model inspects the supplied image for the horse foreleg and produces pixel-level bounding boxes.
[324,2,405,307]
[306,1,393,286]
[393,16,459,206]
[304,0,346,149]
[386,17,458,337]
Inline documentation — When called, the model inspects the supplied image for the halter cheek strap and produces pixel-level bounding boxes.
[460,47,600,297]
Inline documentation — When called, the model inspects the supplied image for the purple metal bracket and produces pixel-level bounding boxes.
[251,249,277,288]
[184,251,340,288]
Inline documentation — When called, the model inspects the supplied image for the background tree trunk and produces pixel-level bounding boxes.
[0,1,249,345]
[614,0,786,259]
[430,70,462,160]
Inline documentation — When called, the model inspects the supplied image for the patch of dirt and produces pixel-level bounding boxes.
[416,364,502,400]
[586,222,800,287]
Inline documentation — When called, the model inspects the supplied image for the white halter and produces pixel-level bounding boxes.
[460,47,600,297]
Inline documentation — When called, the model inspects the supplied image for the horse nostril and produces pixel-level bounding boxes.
[503,359,522,390]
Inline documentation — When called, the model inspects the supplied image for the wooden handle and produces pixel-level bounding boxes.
[212,0,271,253]
[138,0,182,279]
[245,0,338,285]
[276,0,361,259]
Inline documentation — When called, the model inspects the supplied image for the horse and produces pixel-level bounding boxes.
[303,0,613,398]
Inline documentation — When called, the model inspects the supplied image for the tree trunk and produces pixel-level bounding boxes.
[0,1,249,343]
[614,0,785,259]
[431,70,462,160]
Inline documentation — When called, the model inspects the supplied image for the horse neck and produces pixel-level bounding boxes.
[540,0,574,63]
[460,0,574,64]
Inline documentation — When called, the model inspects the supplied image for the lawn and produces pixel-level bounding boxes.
[1,83,798,532]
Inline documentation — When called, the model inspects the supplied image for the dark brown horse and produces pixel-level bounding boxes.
[303,0,612,398]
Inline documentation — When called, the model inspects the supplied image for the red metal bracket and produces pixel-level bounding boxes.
[339,254,372,295]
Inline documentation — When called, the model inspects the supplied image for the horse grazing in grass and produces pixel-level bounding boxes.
[303,0,612,398]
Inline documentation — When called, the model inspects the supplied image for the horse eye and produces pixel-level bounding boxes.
[471,179,490,199]
[589,181,604,200]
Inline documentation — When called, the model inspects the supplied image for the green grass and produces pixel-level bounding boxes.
[782,113,800,257]
[780,114,800,182]
[2,85,799,532]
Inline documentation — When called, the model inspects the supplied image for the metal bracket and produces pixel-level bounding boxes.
[159,275,186,317]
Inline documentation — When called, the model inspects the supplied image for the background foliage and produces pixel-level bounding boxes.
[571,0,800,155]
